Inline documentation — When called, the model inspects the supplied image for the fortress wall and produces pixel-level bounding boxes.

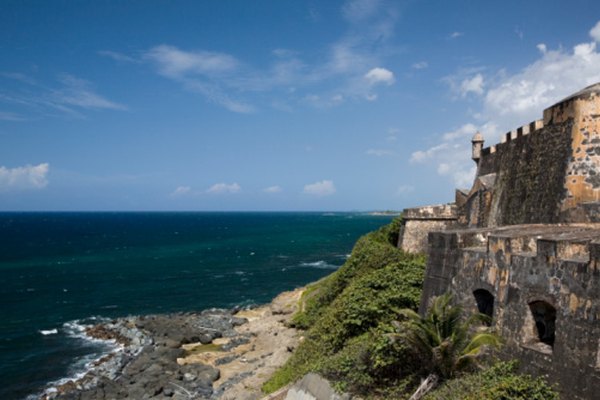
[488,120,573,226]
[421,224,600,399]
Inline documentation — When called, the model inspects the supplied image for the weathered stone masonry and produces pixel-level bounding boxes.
[399,83,600,399]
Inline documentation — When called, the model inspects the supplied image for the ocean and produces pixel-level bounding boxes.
[0,212,393,399]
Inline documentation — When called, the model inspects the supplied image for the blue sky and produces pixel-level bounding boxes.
[2,0,600,211]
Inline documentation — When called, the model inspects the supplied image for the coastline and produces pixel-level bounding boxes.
[39,288,304,400]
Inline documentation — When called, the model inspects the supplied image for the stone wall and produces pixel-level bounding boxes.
[487,120,573,226]
[398,204,457,254]
[420,224,600,399]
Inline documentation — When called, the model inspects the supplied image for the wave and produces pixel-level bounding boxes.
[299,260,339,270]
[63,317,115,345]
[39,329,58,336]
[31,317,125,400]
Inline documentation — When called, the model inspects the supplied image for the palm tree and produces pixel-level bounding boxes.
[394,293,501,400]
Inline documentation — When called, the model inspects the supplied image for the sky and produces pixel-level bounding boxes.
[3,0,600,211]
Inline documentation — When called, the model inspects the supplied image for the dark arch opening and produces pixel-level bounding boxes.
[529,301,556,347]
[473,289,494,325]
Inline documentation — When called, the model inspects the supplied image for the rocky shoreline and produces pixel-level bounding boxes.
[41,288,303,400]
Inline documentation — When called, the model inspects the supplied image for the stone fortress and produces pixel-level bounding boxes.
[397,83,600,399]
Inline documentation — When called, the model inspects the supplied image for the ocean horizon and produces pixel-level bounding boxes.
[0,211,393,399]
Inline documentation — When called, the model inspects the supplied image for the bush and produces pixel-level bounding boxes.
[424,361,559,400]
[264,218,427,393]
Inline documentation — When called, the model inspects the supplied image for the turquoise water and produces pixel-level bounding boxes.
[0,212,393,399]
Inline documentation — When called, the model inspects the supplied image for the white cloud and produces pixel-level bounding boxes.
[590,20,600,42]
[263,185,282,193]
[0,163,49,191]
[364,67,395,85]
[53,75,127,111]
[416,21,600,189]
[366,148,393,156]
[484,40,600,130]
[145,45,238,79]
[411,123,497,188]
[170,186,191,197]
[412,61,428,70]
[537,43,547,54]
[206,182,241,194]
[450,32,464,39]
[460,73,484,96]
[303,180,336,196]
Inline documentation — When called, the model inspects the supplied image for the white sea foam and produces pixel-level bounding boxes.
[37,318,125,400]
[39,328,58,335]
[299,260,339,270]
[63,317,114,344]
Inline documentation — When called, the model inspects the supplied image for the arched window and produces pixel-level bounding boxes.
[473,289,494,325]
[528,301,556,347]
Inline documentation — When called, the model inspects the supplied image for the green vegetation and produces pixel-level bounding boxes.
[264,218,559,399]
[423,361,559,400]
[264,218,424,395]
[397,293,501,399]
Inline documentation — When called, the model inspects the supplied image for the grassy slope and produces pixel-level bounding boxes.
[263,218,559,399]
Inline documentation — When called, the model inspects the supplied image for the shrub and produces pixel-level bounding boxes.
[424,361,559,400]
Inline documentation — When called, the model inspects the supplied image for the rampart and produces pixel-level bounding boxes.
[399,83,600,399]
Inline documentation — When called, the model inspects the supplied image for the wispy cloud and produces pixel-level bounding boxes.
[303,180,336,196]
[0,111,25,121]
[145,45,239,79]
[170,186,192,197]
[103,0,400,113]
[0,163,49,191]
[459,73,484,96]
[0,73,126,118]
[98,50,139,63]
[412,61,428,70]
[342,0,381,22]
[0,71,36,85]
[52,75,127,111]
[449,31,464,39]
[263,185,282,193]
[411,123,495,188]
[206,182,241,194]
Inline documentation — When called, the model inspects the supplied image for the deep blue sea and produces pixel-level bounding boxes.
[0,212,392,399]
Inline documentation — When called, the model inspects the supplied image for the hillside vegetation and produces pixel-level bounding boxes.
[263,218,559,399]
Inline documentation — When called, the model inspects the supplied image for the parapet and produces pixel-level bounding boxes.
[402,204,457,220]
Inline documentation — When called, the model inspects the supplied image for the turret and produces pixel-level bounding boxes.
[471,131,484,162]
